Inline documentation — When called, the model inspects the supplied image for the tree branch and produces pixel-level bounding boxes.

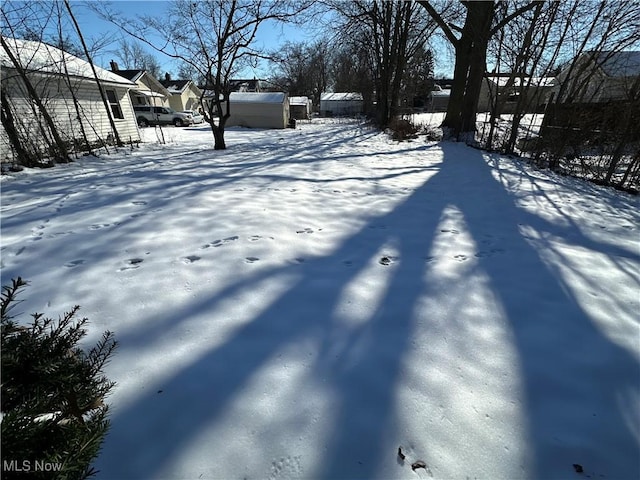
[490,1,541,37]
[416,1,459,46]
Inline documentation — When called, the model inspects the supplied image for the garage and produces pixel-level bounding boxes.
[320,92,363,116]
[225,92,290,129]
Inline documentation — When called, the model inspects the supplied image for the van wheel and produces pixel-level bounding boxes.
[173,118,183,127]
[138,118,149,127]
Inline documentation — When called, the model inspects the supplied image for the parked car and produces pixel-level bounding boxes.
[133,106,194,127]
[182,110,204,124]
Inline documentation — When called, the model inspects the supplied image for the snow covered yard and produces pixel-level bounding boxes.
[1,119,638,480]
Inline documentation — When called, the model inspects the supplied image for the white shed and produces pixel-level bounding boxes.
[225,92,290,129]
[320,92,363,116]
[289,96,312,120]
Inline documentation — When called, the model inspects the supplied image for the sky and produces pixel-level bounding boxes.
[67,0,320,79]
[3,0,453,80]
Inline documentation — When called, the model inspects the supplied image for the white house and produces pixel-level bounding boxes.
[289,96,312,120]
[478,75,556,113]
[428,85,451,112]
[225,92,290,129]
[320,92,363,116]
[554,51,640,103]
[1,37,140,162]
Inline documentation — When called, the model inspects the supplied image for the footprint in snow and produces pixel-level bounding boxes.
[379,256,398,266]
[203,236,239,248]
[182,255,201,264]
[474,248,505,258]
[64,259,85,268]
[118,258,144,271]
[89,223,118,230]
[296,228,314,234]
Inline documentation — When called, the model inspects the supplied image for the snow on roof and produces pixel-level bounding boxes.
[320,92,363,102]
[160,79,192,94]
[431,89,451,97]
[486,75,556,87]
[229,92,286,103]
[592,51,640,77]
[0,37,135,86]
[112,69,144,82]
[289,96,310,105]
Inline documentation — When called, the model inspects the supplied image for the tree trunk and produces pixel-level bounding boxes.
[212,126,226,150]
[1,88,38,166]
[64,0,123,147]
[456,2,494,143]
[56,7,92,156]
[442,40,471,138]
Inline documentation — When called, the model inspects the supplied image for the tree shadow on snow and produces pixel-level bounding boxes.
[94,140,639,479]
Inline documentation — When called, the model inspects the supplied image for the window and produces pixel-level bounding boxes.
[106,90,124,119]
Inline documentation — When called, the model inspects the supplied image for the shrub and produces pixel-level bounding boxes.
[388,117,419,141]
[1,278,117,480]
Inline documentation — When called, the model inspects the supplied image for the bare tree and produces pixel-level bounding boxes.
[114,38,162,79]
[268,39,331,106]
[93,0,313,150]
[330,0,436,127]
[417,0,539,143]
[64,0,123,147]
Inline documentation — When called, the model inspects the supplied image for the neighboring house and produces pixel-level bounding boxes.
[428,85,451,112]
[319,92,363,116]
[159,74,202,112]
[1,37,140,161]
[553,51,640,103]
[109,62,170,108]
[478,74,556,113]
[225,92,290,129]
[541,51,640,143]
[289,96,312,120]
[229,78,263,93]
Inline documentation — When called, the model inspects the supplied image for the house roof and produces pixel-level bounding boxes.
[591,51,640,77]
[486,75,556,87]
[230,92,286,104]
[320,92,363,101]
[289,96,310,105]
[160,79,192,94]
[229,79,262,91]
[111,69,145,82]
[0,37,135,86]
[112,69,170,97]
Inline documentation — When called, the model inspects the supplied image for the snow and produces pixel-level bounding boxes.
[1,119,638,480]
[0,37,135,87]
[320,92,364,101]
[230,92,287,104]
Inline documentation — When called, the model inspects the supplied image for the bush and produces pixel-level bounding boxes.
[1,278,117,480]
[388,117,419,141]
